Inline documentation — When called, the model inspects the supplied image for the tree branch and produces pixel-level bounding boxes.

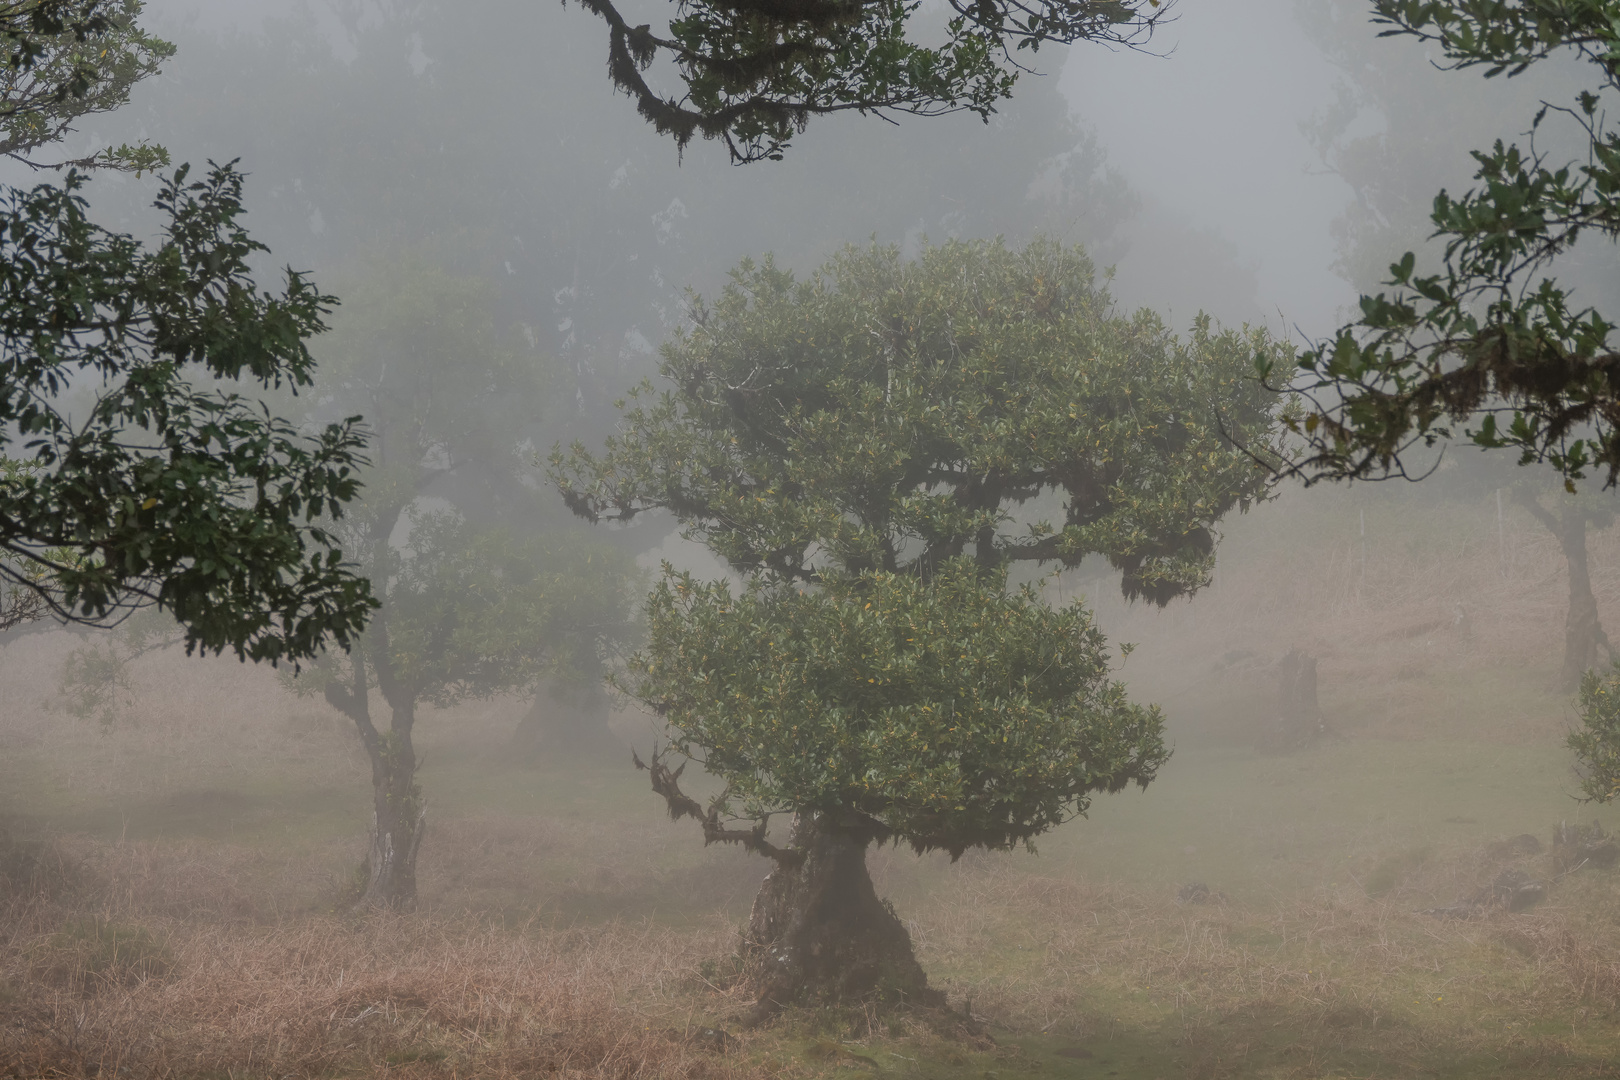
[1511,484,1558,536]
[633,746,803,865]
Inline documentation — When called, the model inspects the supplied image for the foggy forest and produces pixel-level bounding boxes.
[3,0,1620,1076]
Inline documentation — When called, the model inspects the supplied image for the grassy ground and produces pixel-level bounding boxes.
[4,486,1620,1078]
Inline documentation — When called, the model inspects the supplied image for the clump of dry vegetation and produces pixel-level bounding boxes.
[918,856,1620,1030]
[6,822,1619,1080]
[0,838,767,1080]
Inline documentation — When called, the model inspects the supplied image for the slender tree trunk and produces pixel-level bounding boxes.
[325,601,425,910]
[367,602,425,909]
[1515,492,1613,692]
[740,812,939,1024]
[1558,504,1612,692]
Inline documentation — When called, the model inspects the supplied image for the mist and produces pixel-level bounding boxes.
[3,0,1620,1075]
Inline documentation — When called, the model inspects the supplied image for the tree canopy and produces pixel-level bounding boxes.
[571,0,1168,161]
[0,164,373,664]
[557,238,1284,603]
[634,560,1164,860]
[554,237,1286,1011]
[0,0,374,664]
[1279,0,1620,490]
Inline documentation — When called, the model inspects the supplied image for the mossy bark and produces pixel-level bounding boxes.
[740,813,939,1024]
[361,721,424,908]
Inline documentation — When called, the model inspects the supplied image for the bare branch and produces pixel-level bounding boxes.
[633,746,802,865]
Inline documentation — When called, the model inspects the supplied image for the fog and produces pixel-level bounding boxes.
[4,0,1620,1073]
[42,1,1357,364]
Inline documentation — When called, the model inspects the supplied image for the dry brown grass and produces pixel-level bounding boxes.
[4,485,1620,1078]
[910,850,1620,1054]
[0,839,772,1080]
[4,818,1620,1078]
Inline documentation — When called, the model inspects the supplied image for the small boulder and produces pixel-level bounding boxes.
[1176,882,1224,905]
[691,1027,735,1053]
[1421,868,1546,918]
[1471,868,1546,913]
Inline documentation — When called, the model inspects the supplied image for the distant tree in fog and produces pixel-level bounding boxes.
[1280,0,1620,492]
[1509,483,1617,690]
[292,510,639,909]
[554,237,1289,1019]
[1442,450,1619,692]
[100,1,1142,449]
[571,0,1170,162]
[289,258,640,910]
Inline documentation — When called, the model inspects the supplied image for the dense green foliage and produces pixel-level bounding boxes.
[560,239,1285,602]
[557,238,1286,857]
[0,1,373,665]
[572,0,1166,161]
[1571,663,1620,802]
[638,563,1164,856]
[1280,0,1620,489]
[0,165,372,663]
[0,0,171,171]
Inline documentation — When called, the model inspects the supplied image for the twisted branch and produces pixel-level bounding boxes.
[633,746,802,865]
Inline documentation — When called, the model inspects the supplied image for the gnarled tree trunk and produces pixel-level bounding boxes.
[741,813,939,1022]
[638,757,941,1024]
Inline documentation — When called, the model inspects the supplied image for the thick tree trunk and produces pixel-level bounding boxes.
[509,649,622,763]
[1558,505,1612,692]
[740,813,940,1024]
